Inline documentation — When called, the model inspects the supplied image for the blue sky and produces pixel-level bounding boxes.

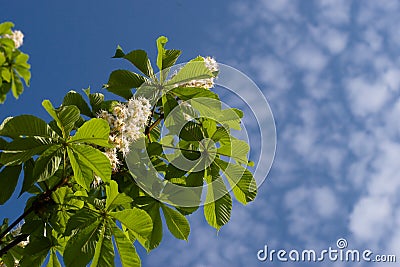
[2,0,400,266]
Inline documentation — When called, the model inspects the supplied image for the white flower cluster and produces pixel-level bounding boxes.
[97,97,152,172]
[2,30,24,49]
[10,222,29,248]
[179,56,219,89]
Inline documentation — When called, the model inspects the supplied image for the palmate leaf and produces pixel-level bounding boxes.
[20,236,52,267]
[162,49,181,70]
[83,87,104,113]
[91,221,115,267]
[116,49,154,79]
[204,168,232,230]
[11,70,24,98]
[0,137,55,166]
[63,90,92,117]
[165,58,213,87]
[214,159,257,205]
[111,223,141,267]
[160,204,190,240]
[69,118,112,148]
[42,100,80,138]
[217,138,250,165]
[141,201,163,251]
[63,220,101,267]
[106,70,146,100]
[19,158,36,196]
[110,208,153,241]
[105,180,133,211]
[33,144,63,182]
[156,36,168,71]
[64,209,99,236]
[0,21,14,35]
[46,249,62,267]
[0,165,22,204]
[0,115,57,139]
[50,187,84,233]
[170,86,219,101]
[67,144,111,190]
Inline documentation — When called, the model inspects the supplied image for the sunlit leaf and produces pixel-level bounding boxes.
[161,204,190,240]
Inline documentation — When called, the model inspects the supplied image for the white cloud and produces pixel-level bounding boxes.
[149,1,400,266]
[291,43,328,72]
[309,25,349,54]
[316,0,351,25]
[345,76,390,117]
[349,196,393,245]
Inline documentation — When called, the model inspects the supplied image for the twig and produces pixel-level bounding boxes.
[0,234,29,258]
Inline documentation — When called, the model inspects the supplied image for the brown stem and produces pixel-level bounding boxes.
[0,234,29,258]
[0,175,70,256]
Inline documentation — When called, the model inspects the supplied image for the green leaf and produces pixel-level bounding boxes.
[91,221,115,267]
[69,144,111,184]
[111,223,141,267]
[11,72,24,98]
[64,208,99,236]
[204,169,232,230]
[161,204,190,240]
[112,45,125,58]
[46,249,61,267]
[142,201,163,251]
[105,180,133,211]
[106,70,146,99]
[170,86,219,101]
[0,115,57,138]
[63,90,92,117]
[33,144,63,182]
[1,66,11,82]
[165,58,213,86]
[110,208,153,241]
[19,159,36,196]
[14,53,30,68]
[0,165,22,204]
[156,36,168,71]
[0,137,55,166]
[67,147,94,191]
[122,50,154,78]
[70,118,112,147]
[214,159,257,205]
[14,65,31,86]
[20,237,52,267]
[162,49,181,70]
[64,221,101,267]
[162,92,178,118]
[42,100,80,138]
[50,187,84,233]
[83,87,104,113]
[0,52,5,66]
[217,138,250,164]
[0,22,14,35]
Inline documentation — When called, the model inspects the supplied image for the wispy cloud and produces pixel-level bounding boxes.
[144,0,400,266]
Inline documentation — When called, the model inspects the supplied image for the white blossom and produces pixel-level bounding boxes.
[204,56,219,72]
[92,175,103,188]
[10,221,29,248]
[176,56,219,89]
[97,96,152,156]
[3,30,24,49]
[104,148,120,171]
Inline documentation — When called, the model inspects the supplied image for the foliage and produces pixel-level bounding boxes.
[0,22,31,103]
[0,36,256,266]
